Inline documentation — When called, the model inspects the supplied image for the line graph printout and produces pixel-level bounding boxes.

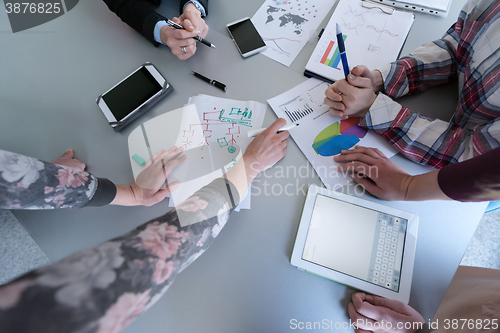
[268,78,398,190]
[251,0,337,67]
[305,0,414,82]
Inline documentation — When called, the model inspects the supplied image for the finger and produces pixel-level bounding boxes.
[336,148,380,162]
[348,302,378,331]
[348,173,386,199]
[347,74,373,89]
[350,65,371,78]
[146,149,166,168]
[62,148,74,159]
[162,155,187,176]
[181,18,195,31]
[156,147,184,164]
[279,138,288,150]
[325,100,345,111]
[277,130,290,142]
[159,181,181,198]
[350,146,385,160]
[334,152,377,166]
[328,108,347,119]
[264,118,287,136]
[336,160,369,174]
[324,89,342,102]
[364,294,414,316]
[199,24,209,38]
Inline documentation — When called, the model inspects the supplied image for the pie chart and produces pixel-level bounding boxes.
[312,118,368,157]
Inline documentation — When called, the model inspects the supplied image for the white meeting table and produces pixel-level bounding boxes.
[0,0,487,332]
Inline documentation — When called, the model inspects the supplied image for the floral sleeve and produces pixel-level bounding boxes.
[0,149,116,209]
[0,178,239,333]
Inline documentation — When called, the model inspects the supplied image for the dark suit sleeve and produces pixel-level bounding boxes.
[103,0,209,47]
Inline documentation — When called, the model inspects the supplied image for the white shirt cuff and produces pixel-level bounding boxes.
[183,0,206,17]
[154,20,169,45]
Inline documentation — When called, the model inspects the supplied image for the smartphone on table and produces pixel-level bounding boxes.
[96,62,173,132]
[227,17,267,58]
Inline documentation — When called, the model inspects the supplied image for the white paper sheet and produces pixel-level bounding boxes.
[268,78,398,190]
[305,0,414,82]
[251,0,337,67]
[127,98,265,219]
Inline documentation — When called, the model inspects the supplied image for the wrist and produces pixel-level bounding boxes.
[159,25,170,45]
[184,2,202,16]
[372,70,384,93]
[110,185,138,206]
[242,153,264,181]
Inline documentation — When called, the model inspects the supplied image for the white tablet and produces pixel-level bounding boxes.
[291,185,419,304]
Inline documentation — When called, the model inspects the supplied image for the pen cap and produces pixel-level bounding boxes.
[213,81,227,92]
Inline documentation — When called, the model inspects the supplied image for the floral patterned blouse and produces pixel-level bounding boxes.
[0,149,239,333]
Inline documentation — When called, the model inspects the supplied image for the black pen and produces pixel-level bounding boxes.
[191,71,226,92]
[166,19,216,49]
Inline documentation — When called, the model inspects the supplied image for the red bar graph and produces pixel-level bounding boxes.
[320,41,335,64]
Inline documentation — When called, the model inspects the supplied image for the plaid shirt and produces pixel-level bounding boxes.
[360,0,500,169]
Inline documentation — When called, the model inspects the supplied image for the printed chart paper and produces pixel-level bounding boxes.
[305,0,414,82]
[268,78,398,190]
[252,0,337,67]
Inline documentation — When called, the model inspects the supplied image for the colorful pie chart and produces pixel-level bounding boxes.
[313,118,368,157]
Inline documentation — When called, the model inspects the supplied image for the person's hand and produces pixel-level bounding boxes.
[181,2,209,39]
[351,66,384,93]
[324,72,378,120]
[334,146,412,201]
[159,3,208,60]
[50,149,86,171]
[244,118,289,174]
[348,292,425,333]
[111,147,186,206]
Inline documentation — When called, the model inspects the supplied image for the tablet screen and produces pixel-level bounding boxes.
[302,194,407,292]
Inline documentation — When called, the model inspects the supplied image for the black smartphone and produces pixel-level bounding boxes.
[227,17,266,58]
[96,62,173,132]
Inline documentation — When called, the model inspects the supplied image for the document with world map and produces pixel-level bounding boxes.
[251,0,337,67]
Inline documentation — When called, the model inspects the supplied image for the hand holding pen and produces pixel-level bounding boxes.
[159,14,213,60]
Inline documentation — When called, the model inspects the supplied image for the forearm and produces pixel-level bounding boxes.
[405,170,450,201]
[0,178,237,333]
[381,35,458,99]
[360,100,466,168]
[0,150,114,209]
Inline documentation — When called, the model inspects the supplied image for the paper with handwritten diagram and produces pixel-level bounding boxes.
[128,97,266,215]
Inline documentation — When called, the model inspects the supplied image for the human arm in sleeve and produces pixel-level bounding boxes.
[0,119,288,333]
[335,145,500,202]
[0,147,185,209]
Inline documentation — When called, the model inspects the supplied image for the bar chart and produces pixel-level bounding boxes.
[319,35,346,70]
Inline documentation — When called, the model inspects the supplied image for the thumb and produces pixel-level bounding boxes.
[62,149,74,159]
[348,74,372,89]
[349,173,381,197]
[182,19,195,31]
[151,188,171,204]
[164,181,181,196]
[351,65,370,77]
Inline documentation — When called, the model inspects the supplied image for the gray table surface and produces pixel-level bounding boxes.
[0,0,487,332]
